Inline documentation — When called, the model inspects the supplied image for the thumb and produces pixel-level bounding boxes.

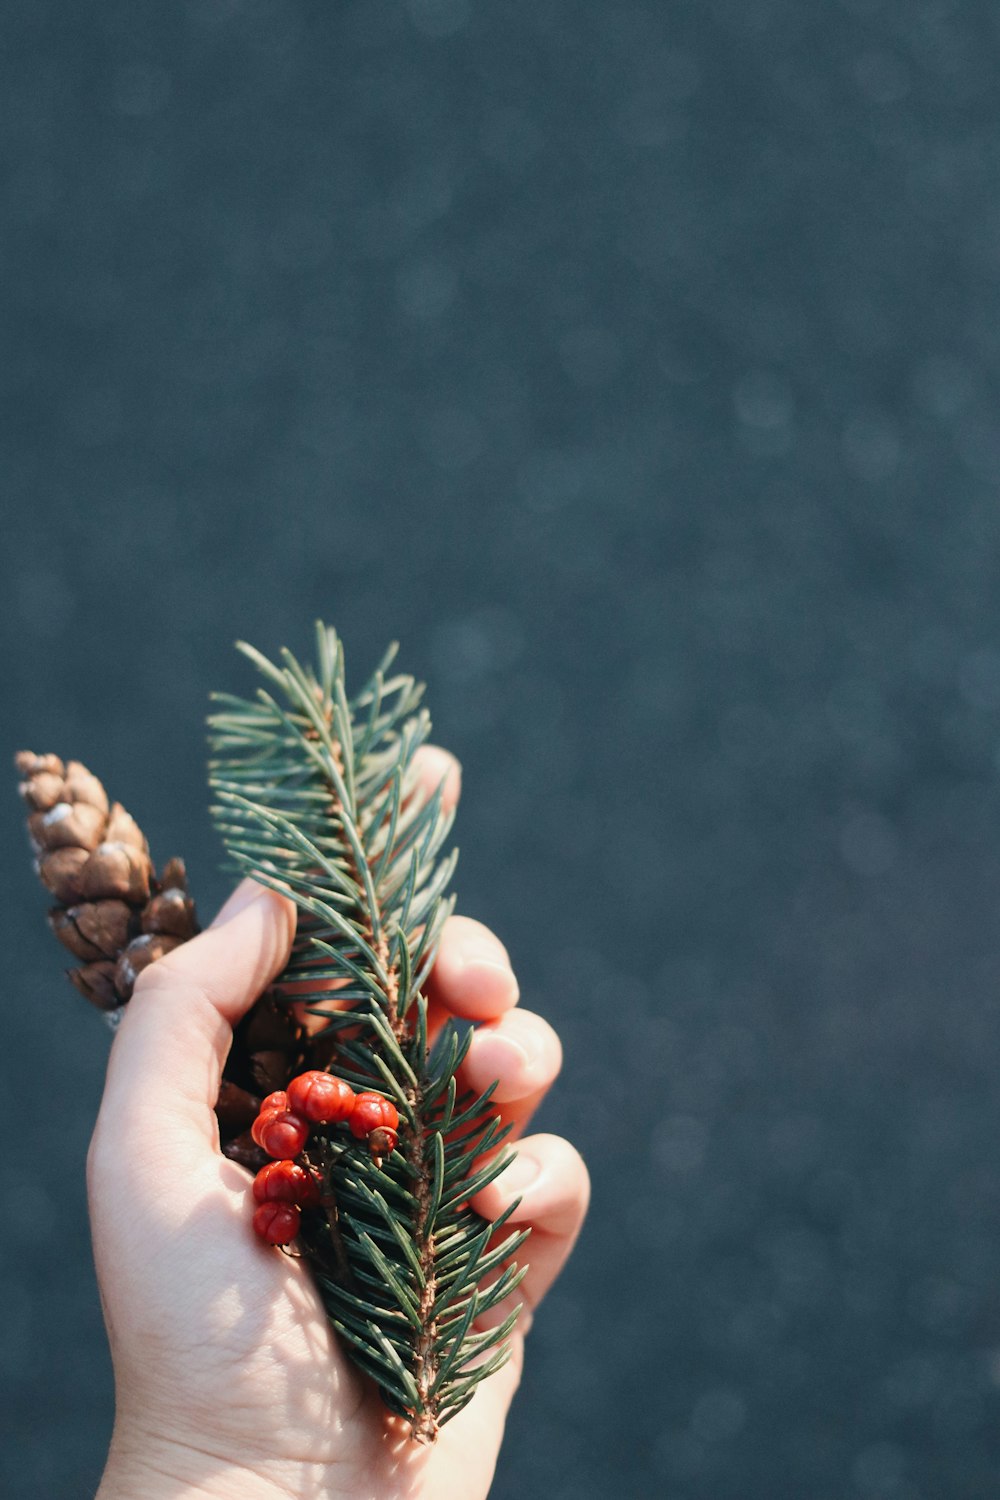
[94,878,296,1160]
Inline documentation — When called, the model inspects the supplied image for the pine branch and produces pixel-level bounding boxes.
[208,623,527,1441]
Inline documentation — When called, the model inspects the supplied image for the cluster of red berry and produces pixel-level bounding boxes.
[249,1070,401,1245]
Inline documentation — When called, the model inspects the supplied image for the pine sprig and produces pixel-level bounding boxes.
[208,623,527,1441]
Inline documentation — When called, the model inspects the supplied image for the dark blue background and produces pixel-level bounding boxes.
[5,2,1000,1496]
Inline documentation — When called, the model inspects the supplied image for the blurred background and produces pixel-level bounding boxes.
[4,1,1000,1496]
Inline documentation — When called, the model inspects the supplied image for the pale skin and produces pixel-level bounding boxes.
[90,745,590,1500]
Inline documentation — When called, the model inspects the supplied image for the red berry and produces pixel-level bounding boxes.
[252,1200,301,1245]
[287,1071,356,1124]
[251,1108,284,1148]
[349,1091,399,1138]
[256,1109,310,1159]
[250,1092,291,1146]
[250,1111,275,1148]
[252,1159,320,1207]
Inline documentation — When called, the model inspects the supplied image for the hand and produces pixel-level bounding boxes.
[90,747,589,1500]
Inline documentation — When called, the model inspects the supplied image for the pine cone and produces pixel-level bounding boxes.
[17,752,195,1008]
[16,751,306,1157]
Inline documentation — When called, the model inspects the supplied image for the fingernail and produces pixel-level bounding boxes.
[457,947,520,1002]
[479,960,520,998]
[210,879,271,928]
[500,1151,540,1196]
[476,1032,536,1092]
[456,931,507,967]
[473,1031,533,1076]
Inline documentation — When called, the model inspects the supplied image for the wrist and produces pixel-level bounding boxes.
[97,1425,302,1500]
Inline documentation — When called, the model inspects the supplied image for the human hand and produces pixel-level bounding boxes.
[90,746,589,1500]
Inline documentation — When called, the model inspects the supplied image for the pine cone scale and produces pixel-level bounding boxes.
[79,843,152,903]
[29,801,106,853]
[20,771,65,811]
[62,761,110,814]
[105,803,147,850]
[38,846,91,903]
[113,932,184,998]
[69,961,120,1010]
[142,886,197,939]
[15,752,64,779]
[75,899,134,957]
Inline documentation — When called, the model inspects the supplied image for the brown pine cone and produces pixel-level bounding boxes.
[16,751,307,1158]
[17,750,195,1009]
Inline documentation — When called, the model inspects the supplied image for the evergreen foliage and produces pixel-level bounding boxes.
[207,623,527,1440]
